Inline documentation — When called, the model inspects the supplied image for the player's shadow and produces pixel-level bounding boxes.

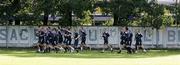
[0,48,180,58]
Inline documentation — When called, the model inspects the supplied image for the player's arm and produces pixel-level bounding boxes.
[76,34,80,40]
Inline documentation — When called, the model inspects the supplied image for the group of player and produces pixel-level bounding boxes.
[101,27,146,53]
[35,26,90,53]
[35,26,146,54]
[118,27,146,53]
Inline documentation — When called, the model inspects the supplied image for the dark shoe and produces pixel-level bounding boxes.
[117,50,121,54]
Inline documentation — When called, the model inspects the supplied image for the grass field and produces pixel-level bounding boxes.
[0,48,180,65]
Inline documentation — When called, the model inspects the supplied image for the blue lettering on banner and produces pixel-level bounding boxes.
[0,29,7,40]
[89,29,97,41]
[10,29,17,40]
[168,30,175,42]
[20,29,28,40]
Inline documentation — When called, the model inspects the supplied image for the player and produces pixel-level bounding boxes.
[51,28,59,53]
[55,27,65,53]
[35,26,41,52]
[73,31,80,53]
[118,29,126,53]
[135,31,146,53]
[36,26,46,52]
[124,27,134,54]
[79,28,91,51]
[64,28,74,53]
[44,27,54,53]
[101,31,113,53]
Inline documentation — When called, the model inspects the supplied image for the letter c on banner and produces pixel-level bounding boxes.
[20,29,28,40]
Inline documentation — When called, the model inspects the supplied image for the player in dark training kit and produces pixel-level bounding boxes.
[118,27,134,54]
[55,27,65,52]
[73,31,80,53]
[124,27,134,54]
[36,26,46,52]
[51,28,59,52]
[101,31,113,53]
[118,29,126,53]
[45,27,54,53]
[135,31,146,53]
[64,28,75,53]
[79,28,91,51]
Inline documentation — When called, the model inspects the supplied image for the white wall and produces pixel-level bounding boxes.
[0,26,179,48]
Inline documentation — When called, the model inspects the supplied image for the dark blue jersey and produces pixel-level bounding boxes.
[58,30,63,39]
[44,31,49,43]
[48,31,53,40]
[65,30,72,39]
[80,31,87,40]
[52,31,58,40]
[125,31,133,41]
[135,33,143,41]
[120,32,126,40]
[36,30,44,37]
[102,32,110,41]
[52,31,57,37]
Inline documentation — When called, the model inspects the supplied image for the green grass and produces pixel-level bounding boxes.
[1,48,180,65]
[0,48,180,58]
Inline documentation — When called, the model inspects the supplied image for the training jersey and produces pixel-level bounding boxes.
[102,32,110,41]
[135,33,143,41]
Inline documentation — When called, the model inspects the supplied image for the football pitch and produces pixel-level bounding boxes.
[0,48,180,65]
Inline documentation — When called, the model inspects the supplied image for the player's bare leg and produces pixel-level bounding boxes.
[102,44,113,52]
[41,44,46,53]
[36,43,41,52]
[59,44,65,52]
[101,44,106,53]
[107,44,113,52]
[118,44,124,53]
[140,45,146,52]
[80,43,91,51]
[69,45,75,53]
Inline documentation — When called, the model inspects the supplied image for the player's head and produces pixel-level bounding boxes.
[125,27,128,31]
[105,31,108,33]
[67,27,71,30]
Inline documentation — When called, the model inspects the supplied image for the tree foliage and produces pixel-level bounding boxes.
[0,0,177,27]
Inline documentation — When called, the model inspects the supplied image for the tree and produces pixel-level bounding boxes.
[110,0,148,26]
[71,0,95,26]
[145,0,165,29]
[32,0,60,25]
[0,0,26,25]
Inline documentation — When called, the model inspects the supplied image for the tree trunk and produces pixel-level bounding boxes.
[67,10,72,26]
[15,20,20,25]
[113,13,119,26]
[43,14,48,25]
[8,20,13,25]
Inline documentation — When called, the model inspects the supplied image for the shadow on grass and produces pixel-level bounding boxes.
[0,48,180,58]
